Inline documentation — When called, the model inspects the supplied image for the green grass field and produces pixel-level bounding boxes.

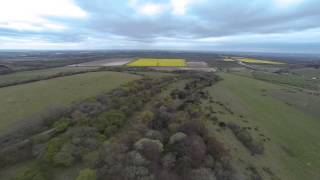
[291,68,320,79]
[127,58,186,67]
[252,71,320,91]
[208,73,320,180]
[268,89,320,119]
[0,71,140,133]
[0,67,97,87]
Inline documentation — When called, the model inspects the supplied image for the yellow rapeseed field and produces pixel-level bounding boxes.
[238,58,285,65]
[127,58,186,67]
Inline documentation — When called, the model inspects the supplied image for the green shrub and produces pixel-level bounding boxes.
[53,118,70,133]
[83,151,100,167]
[138,111,154,124]
[228,123,264,155]
[104,125,118,137]
[76,169,96,180]
[97,110,126,135]
[12,166,47,180]
[96,133,107,142]
[43,137,67,163]
[52,143,76,167]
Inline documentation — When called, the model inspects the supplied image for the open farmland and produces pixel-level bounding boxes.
[1,51,320,180]
[0,66,97,87]
[69,58,132,67]
[127,58,186,67]
[0,71,140,133]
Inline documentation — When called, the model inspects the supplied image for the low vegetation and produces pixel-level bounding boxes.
[1,71,251,180]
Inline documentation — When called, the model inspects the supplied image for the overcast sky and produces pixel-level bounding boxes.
[0,0,319,53]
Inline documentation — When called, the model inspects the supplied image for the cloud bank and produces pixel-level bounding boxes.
[0,0,319,53]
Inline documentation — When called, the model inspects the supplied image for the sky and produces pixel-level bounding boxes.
[0,0,319,53]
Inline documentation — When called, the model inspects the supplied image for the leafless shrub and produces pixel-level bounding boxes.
[177,121,208,138]
[228,123,264,155]
[206,136,230,160]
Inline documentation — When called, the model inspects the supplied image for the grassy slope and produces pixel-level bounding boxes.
[291,68,320,79]
[209,73,320,180]
[0,71,140,132]
[269,89,320,119]
[0,67,97,86]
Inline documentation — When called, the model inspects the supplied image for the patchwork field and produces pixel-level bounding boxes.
[208,73,320,180]
[127,58,186,67]
[0,71,140,133]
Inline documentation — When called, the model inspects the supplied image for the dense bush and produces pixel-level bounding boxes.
[117,129,144,152]
[41,106,71,127]
[96,110,125,136]
[169,132,187,145]
[52,143,76,166]
[0,140,33,168]
[71,136,100,152]
[151,106,173,130]
[13,166,47,180]
[76,169,97,180]
[228,123,264,155]
[189,168,217,180]
[43,137,67,163]
[53,118,70,133]
[138,111,154,124]
[145,130,163,142]
[178,121,208,138]
[183,104,202,118]
[134,138,163,161]
[179,135,207,168]
[127,151,150,166]
[206,136,229,160]
[82,151,100,167]
[123,166,152,180]
[162,153,176,169]
[171,89,187,100]
[73,102,105,117]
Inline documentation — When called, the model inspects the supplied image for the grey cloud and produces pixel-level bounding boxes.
[75,0,320,40]
[1,0,320,53]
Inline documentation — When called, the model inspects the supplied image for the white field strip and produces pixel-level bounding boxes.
[152,67,216,72]
[68,58,132,67]
[187,61,209,68]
